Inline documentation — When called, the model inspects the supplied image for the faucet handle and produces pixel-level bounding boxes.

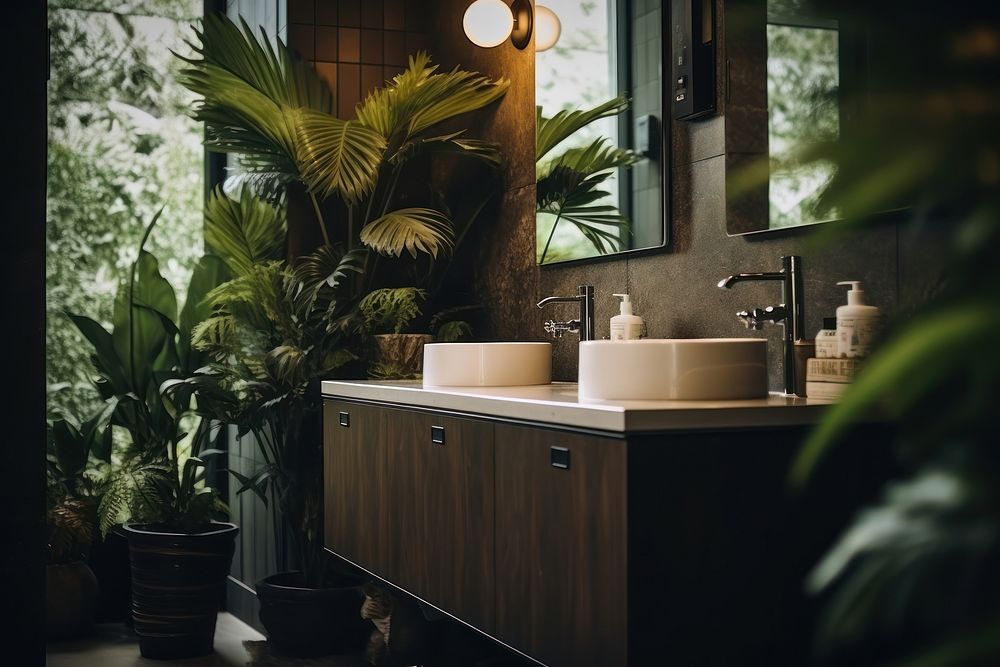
[736,309,765,330]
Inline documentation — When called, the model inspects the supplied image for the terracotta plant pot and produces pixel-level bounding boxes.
[373,334,434,376]
[257,571,371,657]
[123,522,238,660]
[45,560,99,640]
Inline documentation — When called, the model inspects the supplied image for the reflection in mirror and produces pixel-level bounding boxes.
[535,0,666,265]
[766,0,840,228]
[727,0,870,235]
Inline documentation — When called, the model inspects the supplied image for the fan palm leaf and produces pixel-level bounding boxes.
[204,185,285,277]
[178,13,333,183]
[294,109,387,204]
[536,95,629,162]
[360,208,454,259]
[356,52,509,143]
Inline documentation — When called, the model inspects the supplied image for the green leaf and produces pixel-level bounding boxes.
[50,419,87,478]
[112,250,178,395]
[356,52,509,142]
[294,109,387,205]
[360,208,454,259]
[179,255,230,373]
[536,95,629,162]
[389,130,501,167]
[204,186,285,278]
[66,313,128,392]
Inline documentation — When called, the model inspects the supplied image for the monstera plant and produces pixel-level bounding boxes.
[172,13,509,656]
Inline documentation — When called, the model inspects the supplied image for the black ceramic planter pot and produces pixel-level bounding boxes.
[123,522,238,660]
[257,572,370,657]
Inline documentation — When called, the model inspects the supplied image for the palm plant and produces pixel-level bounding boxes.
[171,14,508,582]
[68,210,231,536]
[536,95,641,263]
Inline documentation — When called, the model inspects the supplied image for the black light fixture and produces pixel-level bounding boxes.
[463,0,533,50]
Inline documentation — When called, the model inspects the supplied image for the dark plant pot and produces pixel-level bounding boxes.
[123,522,238,660]
[46,560,99,640]
[257,571,371,657]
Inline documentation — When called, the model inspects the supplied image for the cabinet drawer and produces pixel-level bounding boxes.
[494,425,628,667]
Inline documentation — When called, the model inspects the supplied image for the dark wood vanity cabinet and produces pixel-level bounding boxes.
[494,425,628,667]
[324,399,888,666]
[323,401,495,631]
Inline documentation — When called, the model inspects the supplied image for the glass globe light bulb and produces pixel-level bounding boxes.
[535,5,562,52]
[463,0,515,49]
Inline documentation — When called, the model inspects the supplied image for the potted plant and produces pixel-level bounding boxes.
[173,13,507,655]
[45,404,114,640]
[69,211,237,660]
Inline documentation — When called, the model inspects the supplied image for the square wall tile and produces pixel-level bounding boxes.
[287,23,315,60]
[361,64,384,97]
[383,30,407,66]
[315,25,338,61]
[338,27,360,62]
[313,61,337,96]
[362,0,382,28]
[384,0,404,30]
[315,0,337,25]
[287,0,313,23]
[404,31,427,58]
[338,63,361,118]
[360,29,383,64]
[338,0,361,26]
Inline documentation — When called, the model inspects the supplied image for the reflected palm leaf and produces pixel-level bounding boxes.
[536,95,629,162]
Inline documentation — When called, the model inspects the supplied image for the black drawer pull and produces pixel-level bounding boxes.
[550,446,570,469]
[431,425,445,445]
[338,411,350,427]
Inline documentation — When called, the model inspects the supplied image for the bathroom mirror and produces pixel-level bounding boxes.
[535,0,668,265]
[726,0,868,235]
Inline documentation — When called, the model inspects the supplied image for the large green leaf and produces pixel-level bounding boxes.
[204,186,285,278]
[536,95,629,162]
[359,208,454,259]
[111,250,178,395]
[356,52,509,142]
[295,109,386,205]
[66,313,129,393]
[179,255,230,373]
[178,13,333,181]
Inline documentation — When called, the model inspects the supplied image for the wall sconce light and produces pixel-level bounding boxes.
[534,5,561,52]
[463,0,533,50]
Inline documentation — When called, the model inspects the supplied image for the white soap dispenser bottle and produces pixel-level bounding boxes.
[611,293,644,341]
[835,281,880,358]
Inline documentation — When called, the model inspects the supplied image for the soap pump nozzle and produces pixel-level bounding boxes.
[612,293,633,316]
[836,280,866,306]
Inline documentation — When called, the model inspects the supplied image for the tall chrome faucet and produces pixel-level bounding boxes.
[537,285,596,341]
[718,255,804,396]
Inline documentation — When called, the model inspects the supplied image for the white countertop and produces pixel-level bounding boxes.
[320,380,834,433]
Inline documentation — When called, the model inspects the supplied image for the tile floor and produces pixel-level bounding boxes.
[46,613,265,667]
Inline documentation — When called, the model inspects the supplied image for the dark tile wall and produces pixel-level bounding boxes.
[448,0,944,391]
[285,0,429,119]
[427,0,540,343]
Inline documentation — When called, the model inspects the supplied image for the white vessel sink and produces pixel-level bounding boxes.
[579,339,768,400]
[423,342,552,387]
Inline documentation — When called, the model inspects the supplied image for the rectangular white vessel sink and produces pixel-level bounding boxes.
[579,339,768,400]
[423,342,552,387]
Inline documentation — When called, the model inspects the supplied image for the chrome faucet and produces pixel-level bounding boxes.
[718,255,804,396]
[537,285,596,341]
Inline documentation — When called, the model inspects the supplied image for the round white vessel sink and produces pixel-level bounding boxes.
[423,342,552,387]
[579,338,768,400]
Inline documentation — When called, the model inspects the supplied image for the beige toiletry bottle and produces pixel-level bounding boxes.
[836,281,879,358]
[611,294,644,341]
